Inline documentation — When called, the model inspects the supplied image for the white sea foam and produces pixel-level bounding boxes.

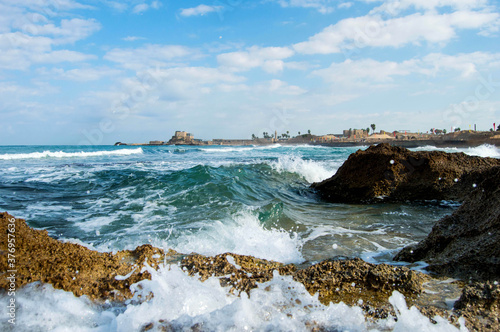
[269,155,337,183]
[0,148,143,160]
[199,144,283,154]
[7,265,467,332]
[170,212,304,264]
[412,144,500,158]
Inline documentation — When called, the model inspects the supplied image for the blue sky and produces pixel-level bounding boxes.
[1,0,500,145]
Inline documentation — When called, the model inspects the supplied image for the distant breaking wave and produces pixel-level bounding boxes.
[0,148,143,160]
[412,144,500,158]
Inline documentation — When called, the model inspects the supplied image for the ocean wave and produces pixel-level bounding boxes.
[170,211,304,264]
[412,144,500,158]
[0,148,143,160]
[269,155,337,183]
[199,144,283,153]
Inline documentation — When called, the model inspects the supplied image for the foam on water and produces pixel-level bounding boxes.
[0,148,143,160]
[269,155,336,183]
[412,144,500,158]
[199,144,283,154]
[169,212,304,264]
[7,264,467,332]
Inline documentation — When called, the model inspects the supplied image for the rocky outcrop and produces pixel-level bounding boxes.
[1,212,427,317]
[181,253,428,319]
[311,143,500,203]
[454,282,500,332]
[0,212,168,301]
[293,257,429,318]
[3,211,500,329]
[394,166,500,281]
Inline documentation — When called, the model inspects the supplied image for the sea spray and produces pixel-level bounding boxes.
[7,265,467,332]
[269,154,336,183]
[169,211,304,264]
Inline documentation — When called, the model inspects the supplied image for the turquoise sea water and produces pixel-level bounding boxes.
[1,144,498,331]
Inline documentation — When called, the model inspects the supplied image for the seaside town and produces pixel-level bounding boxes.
[117,124,500,147]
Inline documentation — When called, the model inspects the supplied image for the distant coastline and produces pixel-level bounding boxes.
[116,130,500,148]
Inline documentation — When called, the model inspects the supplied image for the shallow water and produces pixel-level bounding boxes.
[1,143,496,331]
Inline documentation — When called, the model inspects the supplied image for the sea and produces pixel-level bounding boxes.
[2,143,499,331]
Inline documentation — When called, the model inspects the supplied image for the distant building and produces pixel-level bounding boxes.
[367,133,395,140]
[318,134,340,142]
[149,140,164,145]
[168,131,194,144]
[343,129,367,139]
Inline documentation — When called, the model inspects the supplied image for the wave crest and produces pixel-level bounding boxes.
[0,148,143,160]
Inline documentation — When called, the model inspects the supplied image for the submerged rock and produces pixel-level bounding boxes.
[311,143,500,203]
[394,166,500,282]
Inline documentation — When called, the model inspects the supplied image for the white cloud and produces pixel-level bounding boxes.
[313,52,500,87]
[294,10,499,54]
[104,44,196,70]
[217,46,295,73]
[151,1,162,10]
[132,4,149,14]
[0,33,95,69]
[313,58,417,84]
[338,2,353,9]
[370,0,491,16]
[263,79,307,95]
[276,0,336,14]
[122,36,146,42]
[22,18,102,44]
[421,52,500,77]
[37,67,121,81]
[31,50,96,64]
[180,5,222,17]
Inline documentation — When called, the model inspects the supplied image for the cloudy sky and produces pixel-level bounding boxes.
[1,0,500,145]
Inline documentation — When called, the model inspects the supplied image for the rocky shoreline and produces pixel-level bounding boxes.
[2,144,500,330]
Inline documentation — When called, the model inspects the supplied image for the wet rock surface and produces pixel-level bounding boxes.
[1,211,499,330]
[181,252,296,295]
[311,143,500,204]
[394,166,500,282]
[0,212,166,301]
[454,281,500,332]
[293,257,429,319]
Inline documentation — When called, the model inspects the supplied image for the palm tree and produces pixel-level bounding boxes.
[370,124,376,132]
[308,129,311,135]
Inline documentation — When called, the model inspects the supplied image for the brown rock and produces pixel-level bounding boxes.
[311,143,500,203]
[0,212,168,301]
[293,257,429,318]
[181,252,296,295]
[454,281,500,332]
[394,166,500,281]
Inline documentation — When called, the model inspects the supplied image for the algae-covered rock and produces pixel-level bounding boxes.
[454,281,500,332]
[0,212,168,301]
[293,257,429,318]
[181,252,296,295]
